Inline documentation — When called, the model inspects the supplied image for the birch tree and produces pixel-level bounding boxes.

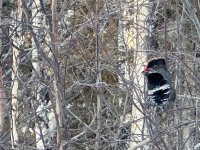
[31,0,51,148]
[11,0,22,148]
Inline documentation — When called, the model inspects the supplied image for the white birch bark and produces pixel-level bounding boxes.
[118,0,148,148]
[32,1,43,148]
[117,1,149,149]
[11,0,22,148]
[32,0,56,149]
[116,1,149,149]
[11,47,19,148]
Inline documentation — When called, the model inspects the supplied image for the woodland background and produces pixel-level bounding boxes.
[0,0,199,150]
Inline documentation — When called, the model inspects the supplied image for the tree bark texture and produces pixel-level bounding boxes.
[11,0,22,148]
[51,0,63,149]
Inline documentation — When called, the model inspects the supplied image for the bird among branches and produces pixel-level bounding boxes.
[143,58,176,109]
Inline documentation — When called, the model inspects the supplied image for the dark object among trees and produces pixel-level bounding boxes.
[143,58,176,108]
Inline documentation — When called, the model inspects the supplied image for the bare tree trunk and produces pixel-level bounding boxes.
[51,0,63,149]
[94,0,102,149]
[0,0,5,134]
[31,0,48,149]
[11,0,22,148]
[11,48,19,148]
[129,0,148,149]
